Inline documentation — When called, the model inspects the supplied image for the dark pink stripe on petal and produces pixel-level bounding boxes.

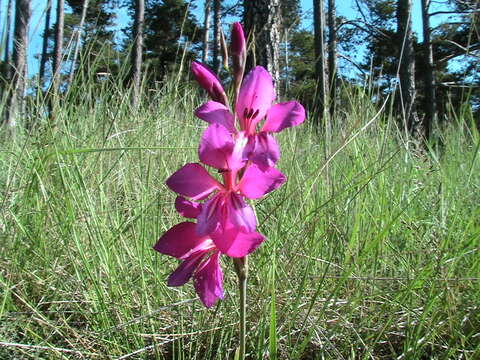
[235,66,275,129]
[199,123,235,170]
[211,220,265,257]
[195,101,236,133]
[166,163,220,200]
[153,222,208,259]
[239,164,286,199]
[226,192,256,233]
[250,133,280,170]
[196,194,223,237]
[193,252,224,308]
[262,101,306,133]
[175,196,202,219]
[167,250,206,286]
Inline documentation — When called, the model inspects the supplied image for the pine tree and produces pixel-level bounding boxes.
[141,0,200,82]
[65,0,118,77]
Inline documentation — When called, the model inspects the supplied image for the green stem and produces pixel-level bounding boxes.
[234,256,248,360]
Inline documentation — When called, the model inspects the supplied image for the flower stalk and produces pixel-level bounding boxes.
[233,256,248,360]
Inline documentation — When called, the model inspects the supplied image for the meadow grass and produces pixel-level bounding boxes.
[0,77,479,359]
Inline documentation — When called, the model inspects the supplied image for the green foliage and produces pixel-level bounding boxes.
[279,0,302,31]
[285,30,316,108]
[363,0,396,28]
[352,0,479,120]
[1,74,479,358]
[141,0,200,81]
[433,11,480,114]
[65,0,121,75]
[66,0,116,41]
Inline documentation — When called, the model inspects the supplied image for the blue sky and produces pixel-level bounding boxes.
[0,0,454,78]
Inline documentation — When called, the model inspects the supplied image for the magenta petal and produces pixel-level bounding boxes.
[239,164,286,199]
[211,221,265,257]
[194,252,224,308]
[235,66,275,129]
[199,124,233,170]
[250,133,280,170]
[167,251,206,286]
[166,163,220,200]
[196,194,223,237]
[226,192,256,233]
[262,101,306,133]
[195,101,236,133]
[199,124,245,171]
[175,196,202,219]
[232,131,249,166]
[241,134,256,160]
[153,222,210,259]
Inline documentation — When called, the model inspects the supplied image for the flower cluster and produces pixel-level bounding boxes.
[153,22,305,308]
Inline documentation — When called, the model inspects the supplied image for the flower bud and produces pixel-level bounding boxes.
[231,22,246,58]
[231,22,247,98]
[220,29,229,70]
[190,61,228,106]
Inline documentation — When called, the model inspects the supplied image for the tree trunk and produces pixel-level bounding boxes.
[212,0,221,73]
[397,0,421,140]
[202,0,211,64]
[4,0,30,130]
[421,0,436,141]
[131,0,144,108]
[243,0,281,87]
[3,0,14,79]
[52,0,64,91]
[327,0,337,119]
[67,0,89,88]
[39,0,53,85]
[284,28,290,93]
[313,0,327,117]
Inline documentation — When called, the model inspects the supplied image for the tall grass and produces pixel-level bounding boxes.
[0,72,479,359]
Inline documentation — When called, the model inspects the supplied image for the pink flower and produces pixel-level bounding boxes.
[191,61,228,106]
[153,221,224,308]
[166,129,286,257]
[195,66,306,169]
[156,41,305,309]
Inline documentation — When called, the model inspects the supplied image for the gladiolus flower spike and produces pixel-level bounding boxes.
[154,22,305,310]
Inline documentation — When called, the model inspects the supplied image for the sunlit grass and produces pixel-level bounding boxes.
[0,74,479,359]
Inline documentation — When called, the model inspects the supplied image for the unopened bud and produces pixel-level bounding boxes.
[190,61,228,106]
[231,22,246,58]
[220,29,229,70]
[231,22,247,99]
